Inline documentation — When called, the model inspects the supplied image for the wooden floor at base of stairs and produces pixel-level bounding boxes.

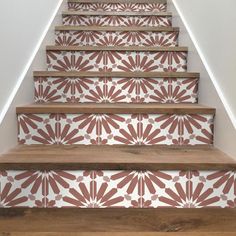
[1,233,236,236]
[0,145,236,171]
[0,209,236,233]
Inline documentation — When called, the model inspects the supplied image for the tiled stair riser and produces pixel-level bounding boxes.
[1,170,235,208]
[62,15,172,27]
[55,31,178,47]
[18,113,213,145]
[34,77,198,103]
[46,51,188,72]
[67,3,167,12]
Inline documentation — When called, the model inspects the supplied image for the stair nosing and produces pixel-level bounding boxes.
[55,26,179,32]
[33,71,200,78]
[1,145,235,171]
[46,46,188,51]
[68,0,167,3]
[16,103,215,115]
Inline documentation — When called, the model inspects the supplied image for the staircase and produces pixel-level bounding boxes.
[0,0,236,234]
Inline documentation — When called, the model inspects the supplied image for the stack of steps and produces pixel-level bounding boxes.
[0,0,236,234]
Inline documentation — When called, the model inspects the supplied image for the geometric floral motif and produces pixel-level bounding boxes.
[47,51,188,72]
[67,3,167,12]
[189,171,236,208]
[34,77,198,103]
[1,170,235,208]
[62,15,172,27]
[0,171,45,208]
[55,31,179,47]
[17,113,214,145]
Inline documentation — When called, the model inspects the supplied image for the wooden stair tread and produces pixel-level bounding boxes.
[33,71,199,78]
[46,46,188,51]
[16,103,215,114]
[62,11,172,16]
[2,233,236,236]
[56,26,178,32]
[0,208,236,232]
[68,0,167,3]
[1,145,235,170]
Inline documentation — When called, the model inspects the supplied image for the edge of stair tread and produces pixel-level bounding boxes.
[1,145,235,171]
[55,26,179,32]
[1,233,236,236]
[62,11,172,16]
[46,46,188,51]
[68,0,167,3]
[16,103,216,114]
[33,71,200,78]
[2,208,236,233]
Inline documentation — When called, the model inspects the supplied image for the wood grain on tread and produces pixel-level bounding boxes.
[16,103,215,114]
[62,11,172,16]
[0,145,235,171]
[33,71,200,78]
[0,208,236,232]
[46,46,188,52]
[55,26,178,32]
[68,0,167,3]
[1,233,236,236]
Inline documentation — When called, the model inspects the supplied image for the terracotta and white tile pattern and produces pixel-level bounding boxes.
[55,31,178,47]
[62,15,172,27]
[1,170,235,208]
[34,77,198,104]
[67,3,167,12]
[46,51,188,72]
[0,171,45,208]
[18,113,213,145]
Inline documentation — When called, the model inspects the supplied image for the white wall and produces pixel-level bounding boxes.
[0,0,65,153]
[172,0,236,129]
[169,0,236,158]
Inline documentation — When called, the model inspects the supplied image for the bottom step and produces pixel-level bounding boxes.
[0,208,236,233]
[1,233,235,236]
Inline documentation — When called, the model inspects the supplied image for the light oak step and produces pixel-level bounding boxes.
[55,26,178,32]
[16,103,215,114]
[34,71,199,78]
[0,145,235,171]
[68,0,167,3]
[62,11,171,16]
[46,46,188,52]
[0,209,236,232]
[2,233,236,236]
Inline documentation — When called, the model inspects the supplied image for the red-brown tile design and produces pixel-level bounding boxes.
[18,113,214,145]
[34,77,198,104]
[67,3,167,12]
[1,171,235,208]
[55,31,178,47]
[47,51,188,72]
[62,15,172,27]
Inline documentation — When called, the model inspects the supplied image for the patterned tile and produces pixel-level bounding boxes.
[34,77,198,104]
[62,15,172,27]
[18,114,58,145]
[44,171,93,208]
[189,171,236,208]
[0,171,45,208]
[1,171,235,208]
[17,113,214,145]
[47,51,188,72]
[67,3,167,12]
[141,171,190,208]
[55,31,178,47]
